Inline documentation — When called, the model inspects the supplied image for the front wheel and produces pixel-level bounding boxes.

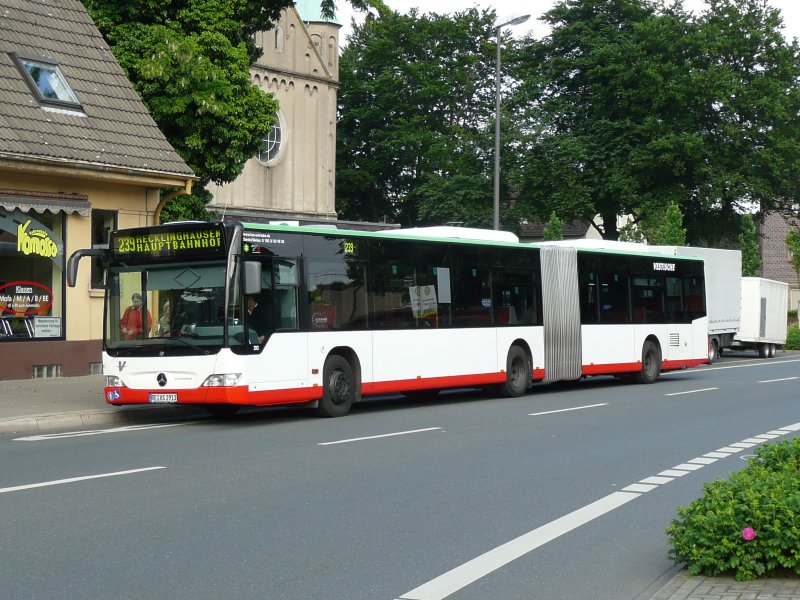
[497,345,531,397]
[634,341,661,384]
[317,355,356,417]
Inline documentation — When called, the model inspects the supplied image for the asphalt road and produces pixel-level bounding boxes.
[2,352,799,600]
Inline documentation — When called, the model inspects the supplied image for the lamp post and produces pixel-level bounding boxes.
[493,13,530,230]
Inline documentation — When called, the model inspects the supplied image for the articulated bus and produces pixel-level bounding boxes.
[67,221,709,417]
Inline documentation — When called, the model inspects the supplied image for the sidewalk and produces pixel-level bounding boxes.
[0,375,798,598]
[0,374,208,434]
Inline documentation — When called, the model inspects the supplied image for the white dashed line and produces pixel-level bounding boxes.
[528,403,607,416]
[318,427,442,446]
[0,467,166,495]
[758,377,799,383]
[664,387,718,396]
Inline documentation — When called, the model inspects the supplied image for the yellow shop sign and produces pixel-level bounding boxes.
[17,219,59,259]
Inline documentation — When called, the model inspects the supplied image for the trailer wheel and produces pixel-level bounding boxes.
[768,343,777,358]
[707,338,719,363]
[497,345,531,397]
[635,341,661,384]
[758,343,769,359]
[317,355,356,418]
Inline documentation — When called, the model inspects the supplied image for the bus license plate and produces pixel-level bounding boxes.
[149,393,178,404]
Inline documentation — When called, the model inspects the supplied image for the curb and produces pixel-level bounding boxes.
[0,405,210,435]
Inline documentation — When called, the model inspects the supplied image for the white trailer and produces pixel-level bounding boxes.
[732,277,788,358]
[654,246,742,362]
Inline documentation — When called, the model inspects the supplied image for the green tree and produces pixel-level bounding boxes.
[336,3,499,226]
[784,226,800,281]
[508,0,800,242]
[740,213,762,276]
[83,0,367,220]
[646,202,686,245]
[542,211,564,241]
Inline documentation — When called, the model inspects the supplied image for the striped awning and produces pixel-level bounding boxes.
[0,189,90,216]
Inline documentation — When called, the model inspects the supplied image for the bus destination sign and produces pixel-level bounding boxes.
[112,225,225,259]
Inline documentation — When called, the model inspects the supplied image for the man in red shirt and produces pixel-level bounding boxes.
[119,292,152,340]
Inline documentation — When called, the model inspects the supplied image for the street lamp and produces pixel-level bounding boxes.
[493,13,530,230]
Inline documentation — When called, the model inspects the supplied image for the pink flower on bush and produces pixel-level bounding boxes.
[742,527,757,541]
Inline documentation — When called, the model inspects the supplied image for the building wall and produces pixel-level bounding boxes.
[207,8,339,221]
[0,168,162,378]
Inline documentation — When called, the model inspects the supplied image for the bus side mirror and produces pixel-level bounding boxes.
[244,261,262,296]
[67,248,108,288]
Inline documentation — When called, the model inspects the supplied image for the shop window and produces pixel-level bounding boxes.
[0,209,65,341]
[91,210,116,289]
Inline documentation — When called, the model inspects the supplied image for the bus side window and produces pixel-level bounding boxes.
[273,259,298,330]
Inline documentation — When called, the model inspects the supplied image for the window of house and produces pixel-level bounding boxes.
[11,53,82,110]
[91,210,116,289]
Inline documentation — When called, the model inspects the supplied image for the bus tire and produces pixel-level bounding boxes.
[497,345,530,398]
[635,341,661,384]
[318,355,356,418]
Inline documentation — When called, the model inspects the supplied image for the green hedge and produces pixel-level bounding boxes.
[786,325,800,350]
[667,438,800,580]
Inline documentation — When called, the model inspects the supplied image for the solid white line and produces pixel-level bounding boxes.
[528,403,607,417]
[397,491,639,600]
[0,467,166,495]
[14,423,189,442]
[758,377,799,383]
[318,427,441,446]
[664,387,718,396]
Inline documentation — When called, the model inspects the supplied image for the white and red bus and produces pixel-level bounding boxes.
[67,221,708,417]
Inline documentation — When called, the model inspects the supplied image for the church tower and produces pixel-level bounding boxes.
[207,3,340,224]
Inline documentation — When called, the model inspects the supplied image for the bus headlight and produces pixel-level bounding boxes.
[105,375,125,388]
[203,374,242,387]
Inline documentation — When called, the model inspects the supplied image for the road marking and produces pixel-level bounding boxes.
[664,387,718,396]
[14,422,190,442]
[0,467,166,495]
[397,420,800,599]
[528,403,607,417]
[397,491,639,600]
[318,427,442,446]
[702,358,800,371]
[758,376,799,383]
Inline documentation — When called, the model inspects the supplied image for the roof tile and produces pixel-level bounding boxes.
[0,0,194,179]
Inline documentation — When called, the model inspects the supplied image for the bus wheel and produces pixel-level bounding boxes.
[708,339,719,363]
[206,404,240,419]
[635,341,661,384]
[318,355,356,417]
[498,346,530,398]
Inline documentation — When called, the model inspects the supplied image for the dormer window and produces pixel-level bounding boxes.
[11,53,82,111]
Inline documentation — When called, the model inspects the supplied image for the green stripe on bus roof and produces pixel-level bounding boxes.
[240,222,703,260]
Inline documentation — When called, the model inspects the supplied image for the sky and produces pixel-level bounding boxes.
[336,0,800,46]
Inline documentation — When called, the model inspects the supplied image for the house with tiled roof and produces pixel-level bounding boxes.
[0,0,196,379]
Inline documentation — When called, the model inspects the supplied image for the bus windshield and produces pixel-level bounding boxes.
[105,259,245,355]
